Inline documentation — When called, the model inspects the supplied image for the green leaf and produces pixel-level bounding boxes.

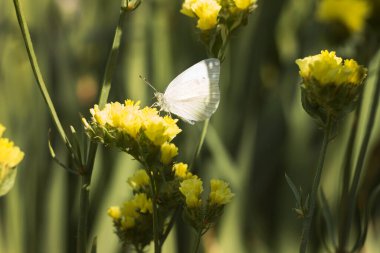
[285,173,301,205]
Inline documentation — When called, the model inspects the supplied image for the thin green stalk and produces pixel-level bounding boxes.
[299,117,333,253]
[338,66,380,251]
[78,2,129,252]
[148,171,161,253]
[77,174,91,253]
[12,0,69,146]
[192,229,202,253]
[190,119,209,171]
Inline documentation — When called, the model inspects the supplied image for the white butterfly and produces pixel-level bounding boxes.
[152,58,221,124]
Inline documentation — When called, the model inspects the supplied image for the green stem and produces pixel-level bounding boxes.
[339,65,380,251]
[192,229,202,253]
[299,116,333,253]
[12,0,69,146]
[190,119,209,171]
[148,171,161,253]
[79,1,129,252]
[77,174,92,253]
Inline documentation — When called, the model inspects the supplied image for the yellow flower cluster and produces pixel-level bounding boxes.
[296,50,365,86]
[296,50,367,122]
[316,0,370,32]
[85,100,181,146]
[209,179,234,205]
[0,124,24,196]
[179,177,203,208]
[108,193,152,229]
[127,169,150,191]
[181,0,257,30]
[172,162,194,179]
[83,100,182,166]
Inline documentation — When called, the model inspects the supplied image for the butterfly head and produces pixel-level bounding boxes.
[154,92,170,113]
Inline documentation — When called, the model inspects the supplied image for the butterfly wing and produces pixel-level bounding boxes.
[163,58,220,123]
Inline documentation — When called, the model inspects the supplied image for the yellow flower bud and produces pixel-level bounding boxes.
[127,169,150,190]
[192,0,221,30]
[179,178,203,208]
[172,162,194,179]
[160,142,178,165]
[234,0,257,10]
[209,179,234,206]
[107,206,122,219]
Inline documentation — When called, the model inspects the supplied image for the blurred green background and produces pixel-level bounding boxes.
[1,0,380,252]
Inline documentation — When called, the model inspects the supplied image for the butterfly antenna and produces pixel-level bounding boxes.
[139,75,158,92]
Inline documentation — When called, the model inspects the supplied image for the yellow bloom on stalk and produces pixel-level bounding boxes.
[234,0,257,10]
[181,0,197,17]
[182,0,222,30]
[209,179,234,206]
[133,193,153,214]
[84,100,181,148]
[160,142,178,165]
[0,124,24,196]
[127,169,150,190]
[316,0,370,32]
[295,50,367,122]
[172,162,194,179]
[296,50,364,86]
[107,206,122,219]
[179,177,203,208]
[110,193,153,229]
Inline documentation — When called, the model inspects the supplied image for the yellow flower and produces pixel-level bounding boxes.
[209,179,234,206]
[179,177,203,208]
[160,142,178,165]
[133,193,153,214]
[127,169,150,190]
[107,206,122,219]
[143,115,181,146]
[234,0,257,10]
[316,0,370,32]
[295,50,367,122]
[181,0,197,17]
[120,201,139,229]
[0,125,24,170]
[192,0,221,30]
[85,99,181,148]
[0,124,24,196]
[296,50,365,86]
[172,162,194,179]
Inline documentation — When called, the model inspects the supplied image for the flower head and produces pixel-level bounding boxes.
[316,0,370,33]
[127,169,150,191]
[296,50,367,123]
[234,0,257,10]
[179,177,203,208]
[191,0,221,30]
[83,100,181,159]
[160,142,178,165]
[172,162,194,179]
[208,179,234,206]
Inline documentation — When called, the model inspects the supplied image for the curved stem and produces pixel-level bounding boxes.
[12,0,69,147]
[299,116,333,253]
